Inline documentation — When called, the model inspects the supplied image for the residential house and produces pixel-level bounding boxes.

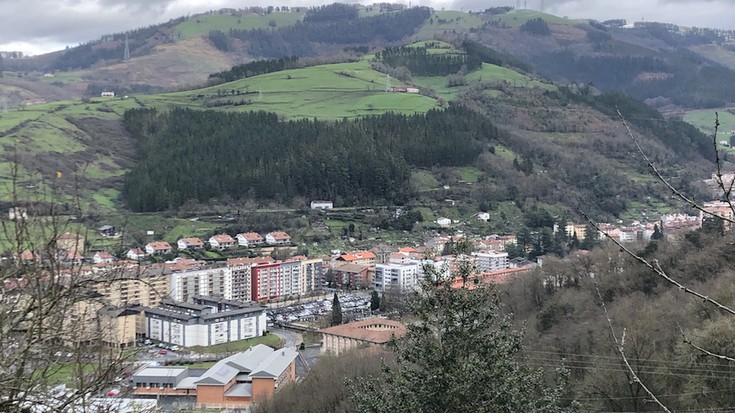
[177,237,205,250]
[310,200,333,210]
[57,232,85,256]
[145,241,172,255]
[320,318,407,356]
[436,217,452,228]
[476,212,490,222]
[237,232,265,248]
[92,251,115,264]
[97,225,117,237]
[209,234,237,250]
[126,248,146,261]
[265,232,291,245]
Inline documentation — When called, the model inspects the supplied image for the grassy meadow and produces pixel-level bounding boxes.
[173,11,304,39]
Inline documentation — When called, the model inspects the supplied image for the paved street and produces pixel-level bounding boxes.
[270,328,303,348]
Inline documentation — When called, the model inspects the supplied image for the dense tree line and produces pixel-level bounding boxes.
[553,88,714,159]
[229,7,432,58]
[209,56,300,82]
[520,18,551,36]
[461,40,532,73]
[375,46,482,76]
[532,48,735,108]
[303,3,359,23]
[208,30,232,52]
[122,106,497,211]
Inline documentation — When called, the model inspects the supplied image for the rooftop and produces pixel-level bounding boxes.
[320,318,406,344]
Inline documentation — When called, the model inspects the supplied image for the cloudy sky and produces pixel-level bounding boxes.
[1,0,734,56]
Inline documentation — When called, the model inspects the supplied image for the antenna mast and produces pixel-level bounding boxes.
[123,34,130,60]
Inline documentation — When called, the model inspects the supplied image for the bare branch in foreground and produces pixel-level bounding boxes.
[579,209,735,317]
[678,323,735,363]
[616,108,735,225]
[594,283,672,413]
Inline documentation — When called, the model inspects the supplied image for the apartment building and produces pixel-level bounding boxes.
[143,298,266,347]
[374,263,420,292]
[170,266,228,302]
[475,251,509,273]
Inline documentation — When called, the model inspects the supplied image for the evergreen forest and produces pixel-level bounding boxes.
[122,106,497,212]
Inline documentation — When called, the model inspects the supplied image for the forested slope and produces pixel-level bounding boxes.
[122,106,497,211]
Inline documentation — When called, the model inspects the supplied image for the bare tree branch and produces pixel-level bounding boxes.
[594,283,672,413]
[617,108,735,225]
[579,209,735,317]
[678,323,735,363]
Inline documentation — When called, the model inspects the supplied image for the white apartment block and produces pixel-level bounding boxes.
[374,263,420,292]
[475,251,509,273]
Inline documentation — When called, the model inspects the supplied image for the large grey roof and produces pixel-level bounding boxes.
[225,344,274,372]
[195,344,274,385]
[200,306,264,320]
[249,347,298,378]
[133,366,188,379]
[194,360,239,385]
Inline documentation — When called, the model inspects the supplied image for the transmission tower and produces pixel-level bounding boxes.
[123,34,130,61]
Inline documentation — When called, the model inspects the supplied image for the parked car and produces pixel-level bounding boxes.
[158,349,168,355]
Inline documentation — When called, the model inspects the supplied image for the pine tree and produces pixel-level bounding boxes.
[349,263,573,412]
[370,290,380,311]
[651,224,664,240]
[331,292,343,326]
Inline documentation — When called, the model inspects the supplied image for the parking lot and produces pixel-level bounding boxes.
[267,291,373,326]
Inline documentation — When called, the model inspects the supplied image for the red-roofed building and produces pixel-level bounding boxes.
[93,251,115,264]
[265,232,291,245]
[209,234,237,250]
[177,237,205,250]
[237,232,265,248]
[126,248,146,261]
[336,251,376,267]
[145,241,172,255]
[320,318,406,356]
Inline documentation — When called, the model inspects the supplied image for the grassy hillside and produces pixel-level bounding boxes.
[149,59,439,119]
[172,11,305,39]
[490,10,583,27]
[683,109,735,136]
[412,10,486,39]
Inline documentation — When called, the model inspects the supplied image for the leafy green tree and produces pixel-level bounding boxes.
[349,263,574,412]
[370,290,380,311]
[331,292,343,326]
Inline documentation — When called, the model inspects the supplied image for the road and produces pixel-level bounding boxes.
[270,328,303,348]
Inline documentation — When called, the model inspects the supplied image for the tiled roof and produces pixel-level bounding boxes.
[147,241,171,250]
[267,231,290,240]
[239,232,264,241]
[211,234,236,243]
[179,237,204,246]
[320,318,406,344]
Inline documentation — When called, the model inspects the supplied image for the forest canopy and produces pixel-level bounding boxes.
[122,106,498,212]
